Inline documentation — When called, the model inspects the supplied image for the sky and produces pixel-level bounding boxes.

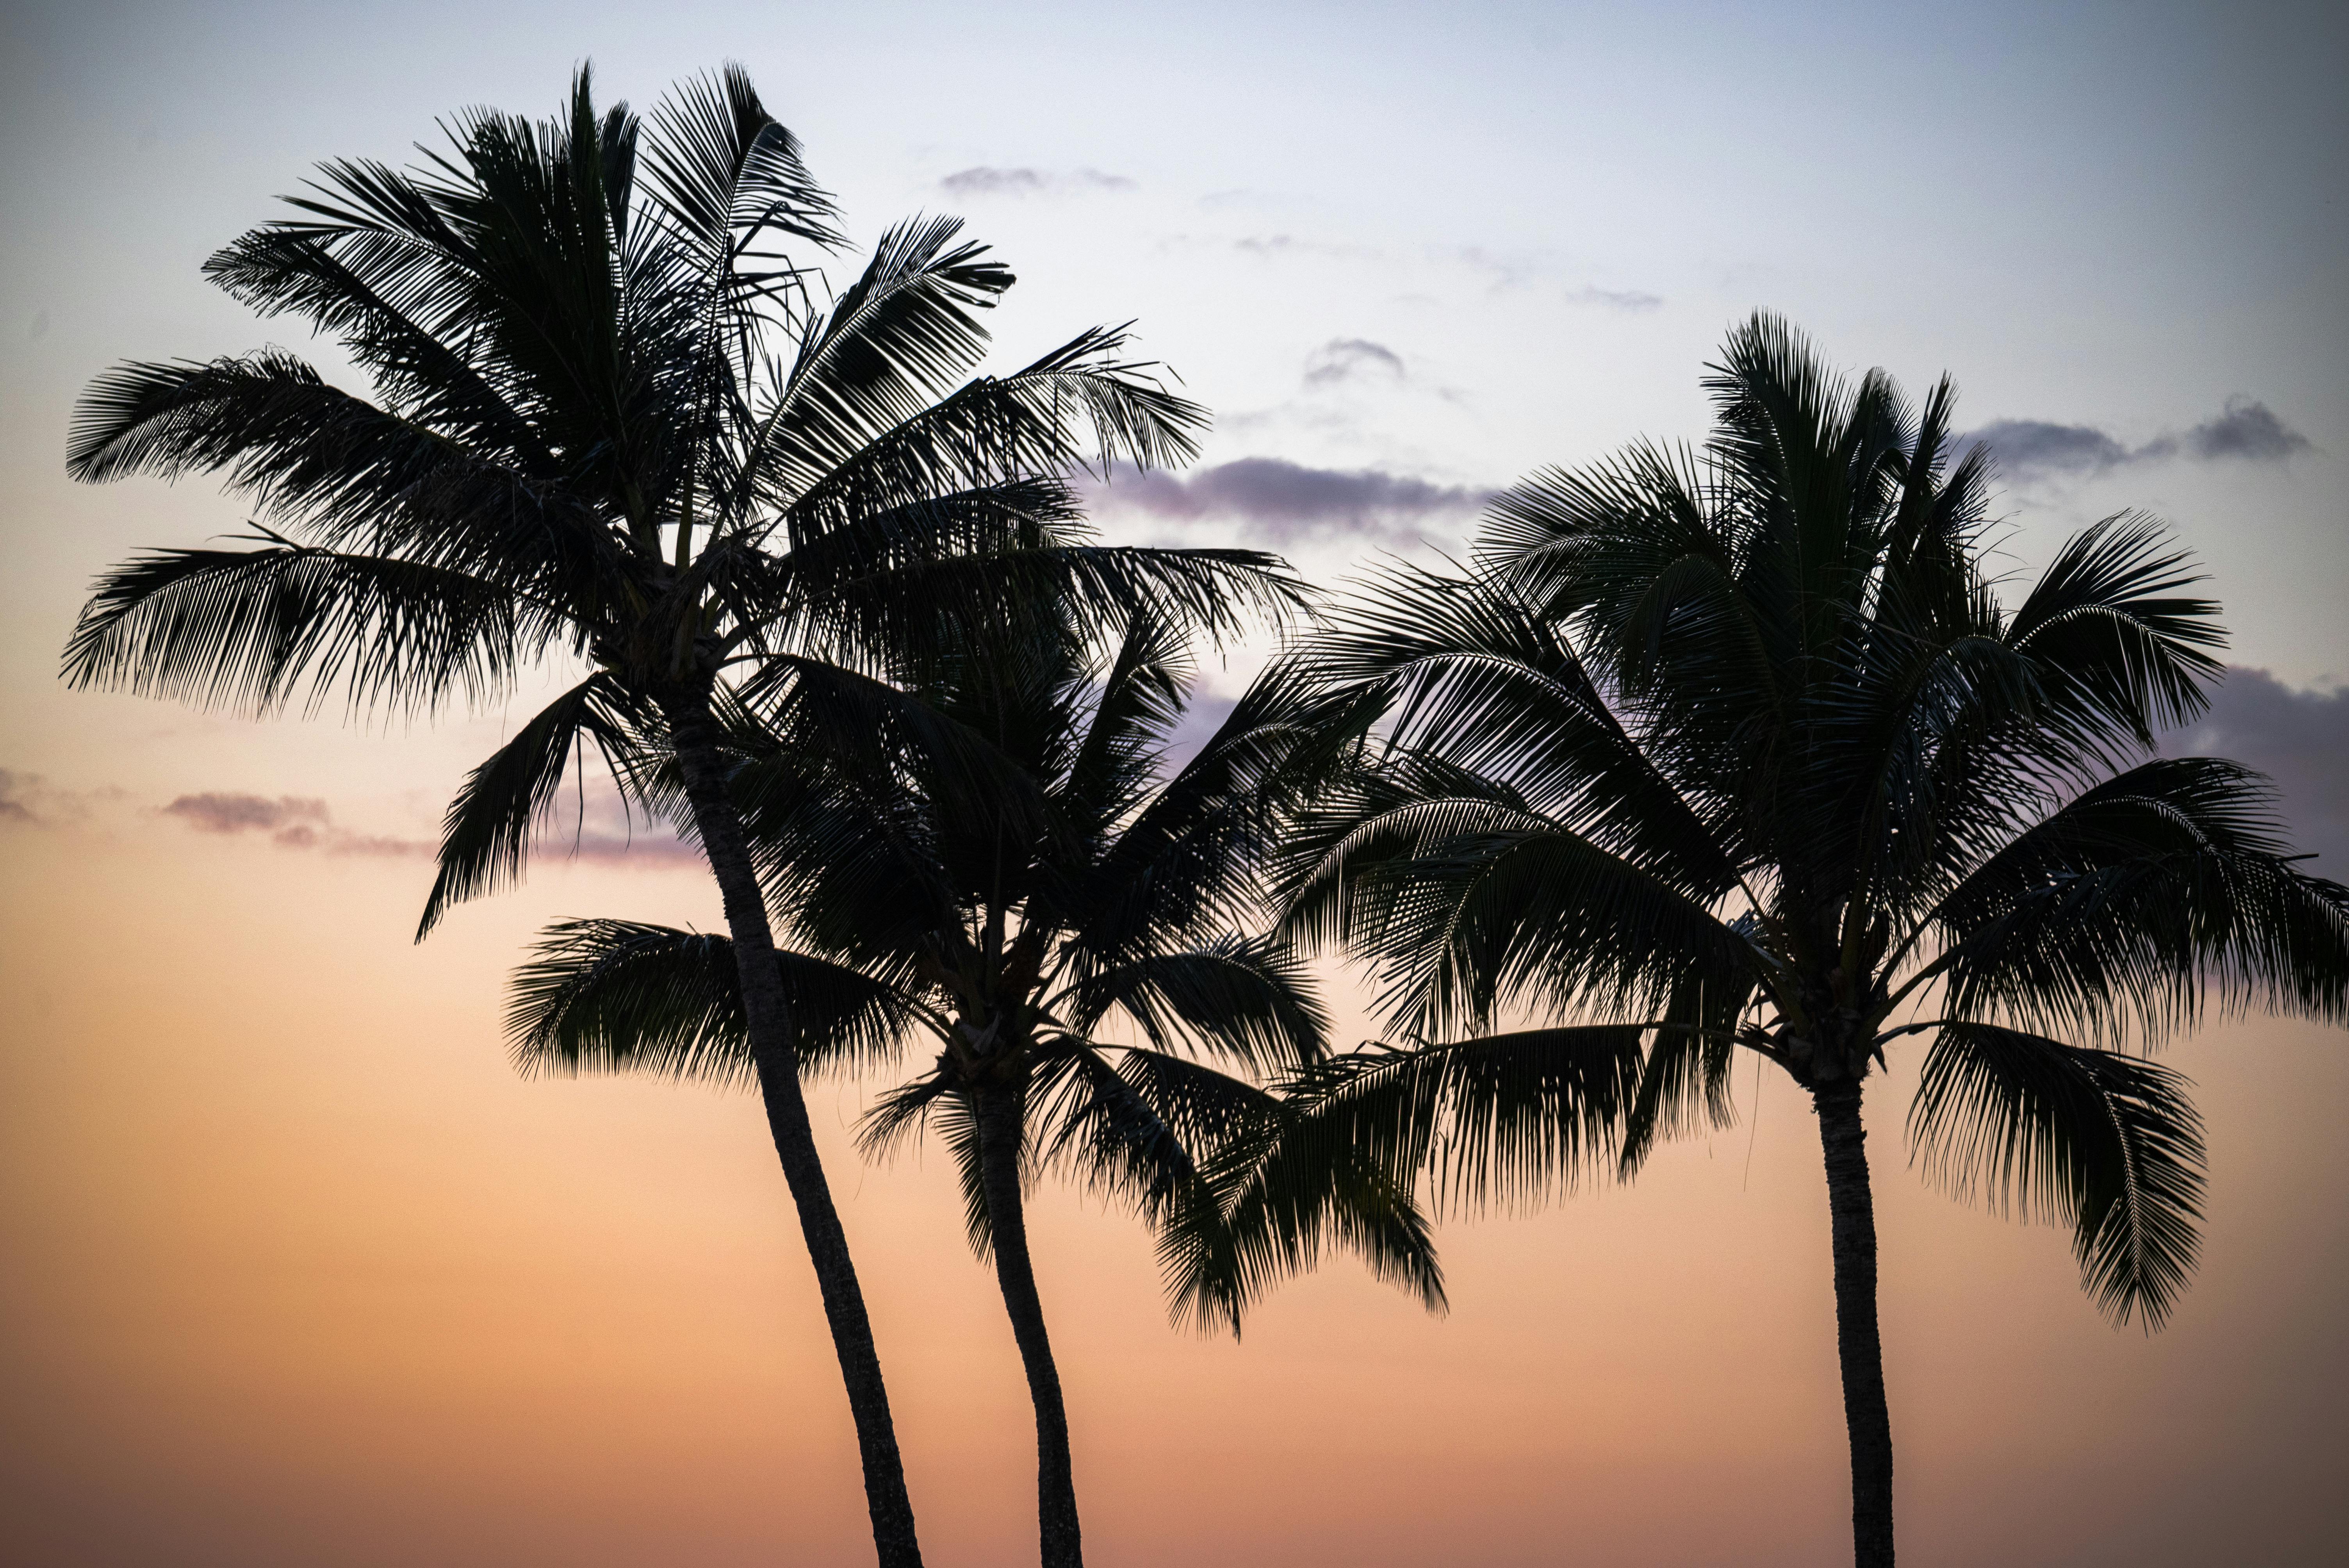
[2,1,2345,1563]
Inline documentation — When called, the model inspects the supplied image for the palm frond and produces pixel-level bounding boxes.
[509,917,917,1084]
[1059,936,1329,1069]
[760,326,1208,544]
[641,63,842,270]
[66,353,616,592]
[1910,1022,2204,1327]
[857,1075,994,1255]
[1930,757,2349,1042]
[1032,1043,1444,1336]
[417,674,654,936]
[2002,513,2226,766]
[62,535,549,719]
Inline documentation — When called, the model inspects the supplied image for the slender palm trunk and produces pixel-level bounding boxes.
[667,692,924,1568]
[1812,1080,1894,1568]
[973,1082,1084,1568]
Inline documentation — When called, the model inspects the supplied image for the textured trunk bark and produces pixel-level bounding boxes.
[974,1082,1084,1568]
[667,693,924,1568]
[1813,1080,1894,1568]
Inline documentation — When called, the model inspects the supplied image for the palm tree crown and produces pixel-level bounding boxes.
[61,66,1291,1568]
[1263,314,2349,1566]
[65,66,1273,931]
[508,606,1437,1567]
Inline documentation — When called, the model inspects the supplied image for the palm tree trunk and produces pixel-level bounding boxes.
[1812,1080,1894,1568]
[666,692,924,1568]
[973,1082,1084,1568]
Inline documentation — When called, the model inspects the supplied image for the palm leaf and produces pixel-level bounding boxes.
[1910,1022,2204,1327]
[509,917,917,1083]
[62,536,545,718]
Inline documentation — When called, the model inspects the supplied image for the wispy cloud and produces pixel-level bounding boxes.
[164,791,327,836]
[1085,457,1490,547]
[156,788,701,868]
[163,791,423,855]
[1304,338,1406,387]
[0,770,41,824]
[939,166,1135,198]
[1233,234,1380,262]
[1965,397,2314,481]
[1439,246,1663,309]
[0,769,123,827]
[1565,285,1664,312]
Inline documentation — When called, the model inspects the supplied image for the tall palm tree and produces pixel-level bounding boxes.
[1241,315,2349,1566]
[503,609,1440,1568]
[59,66,1285,1566]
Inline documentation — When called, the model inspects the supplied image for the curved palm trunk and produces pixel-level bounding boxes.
[1812,1081,1894,1568]
[974,1082,1084,1568]
[667,694,924,1568]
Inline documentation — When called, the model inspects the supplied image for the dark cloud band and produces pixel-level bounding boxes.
[1964,397,2312,481]
[1084,457,1491,546]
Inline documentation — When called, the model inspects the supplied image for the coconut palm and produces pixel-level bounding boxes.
[1242,314,2349,1566]
[505,609,1440,1568]
[59,66,1286,1566]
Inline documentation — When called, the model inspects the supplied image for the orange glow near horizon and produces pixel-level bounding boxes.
[5,808,2344,1566]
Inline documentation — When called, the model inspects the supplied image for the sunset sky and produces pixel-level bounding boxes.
[3,2,2346,1564]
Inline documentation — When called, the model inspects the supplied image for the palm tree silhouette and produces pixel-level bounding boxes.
[505,608,1438,1568]
[1242,314,2349,1566]
[60,66,1285,1566]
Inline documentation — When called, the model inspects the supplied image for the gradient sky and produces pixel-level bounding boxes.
[3,3,2345,1564]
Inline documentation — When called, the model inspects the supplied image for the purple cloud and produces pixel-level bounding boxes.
[156,785,707,869]
[1086,458,1492,547]
[1964,398,2313,481]
[2175,398,2314,462]
[163,791,328,836]
[940,166,1135,198]
[164,791,420,854]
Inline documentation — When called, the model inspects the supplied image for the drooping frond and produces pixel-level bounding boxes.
[857,1075,994,1255]
[1237,1027,1647,1225]
[1930,757,2349,1042]
[1058,936,1329,1070]
[1910,1023,2205,1327]
[1280,763,1762,1038]
[62,536,549,719]
[1302,561,1745,893]
[509,918,918,1084]
[416,673,656,936]
[1618,968,1752,1174]
[1033,1043,1443,1337]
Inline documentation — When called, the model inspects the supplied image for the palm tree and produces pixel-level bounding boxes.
[1245,314,2349,1566]
[503,608,1440,1568]
[60,66,1286,1566]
